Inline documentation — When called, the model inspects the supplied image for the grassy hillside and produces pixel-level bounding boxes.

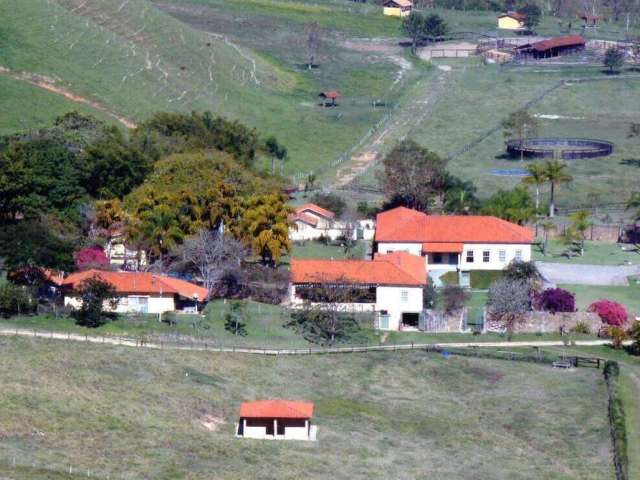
[0,76,118,135]
[0,0,403,175]
[0,337,613,479]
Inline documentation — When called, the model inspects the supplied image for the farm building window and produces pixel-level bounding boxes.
[499,250,506,262]
[515,249,523,261]
[296,285,376,303]
[483,250,490,263]
[400,290,409,302]
[466,250,474,263]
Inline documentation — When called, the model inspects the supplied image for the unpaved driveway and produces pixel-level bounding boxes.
[536,262,640,286]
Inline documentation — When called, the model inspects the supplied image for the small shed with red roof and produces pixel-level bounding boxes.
[237,400,316,441]
[516,35,586,59]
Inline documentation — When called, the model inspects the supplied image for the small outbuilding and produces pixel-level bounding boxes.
[383,0,413,17]
[498,12,526,30]
[237,400,316,441]
[516,35,586,59]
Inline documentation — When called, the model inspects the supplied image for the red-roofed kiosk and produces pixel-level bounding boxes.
[237,400,316,441]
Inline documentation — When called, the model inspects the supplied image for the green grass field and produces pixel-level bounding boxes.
[534,240,640,265]
[291,240,367,260]
[0,337,614,479]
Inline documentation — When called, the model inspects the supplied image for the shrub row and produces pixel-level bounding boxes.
[603,361,629,480]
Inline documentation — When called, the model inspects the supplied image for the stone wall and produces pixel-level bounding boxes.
[515,311,601,334]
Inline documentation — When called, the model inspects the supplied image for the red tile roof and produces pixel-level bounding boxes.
[422,242,464,253]
[291,212,319,227]
[525,35,586,52]
[318,91,341,100]
[61,270,209,300]
[240,400,314,419]
[375,207,533,244]
[291,251,426,286]
[499,11,526,20]
[385,0,413,7]
[296,203,335,220]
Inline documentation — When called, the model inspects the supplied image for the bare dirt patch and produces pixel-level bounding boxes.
[200,414,226,432]
[340,38,403,55]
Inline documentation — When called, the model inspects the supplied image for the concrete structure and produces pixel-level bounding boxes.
[104,229,147,269]
[237,400,316,441]
[498,12,526,30]
[289,203,375,242]
[290,251,426,331]
[61,270,208,314]
[383,0,413,17]
[374,207,533,286]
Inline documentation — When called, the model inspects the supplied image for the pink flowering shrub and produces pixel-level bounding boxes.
[588,300,628,327]
[74,246,109,270]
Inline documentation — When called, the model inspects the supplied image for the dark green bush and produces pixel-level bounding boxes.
[0,283,36,317]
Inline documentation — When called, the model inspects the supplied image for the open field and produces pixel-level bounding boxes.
[355,60,640,210]
[291,240,367,260]
[0,337,614,479]
[534,240,640,265]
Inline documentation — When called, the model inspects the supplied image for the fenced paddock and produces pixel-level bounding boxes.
[506,137,614,160]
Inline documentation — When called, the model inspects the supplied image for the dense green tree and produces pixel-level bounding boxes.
[443,174,480,214]
[131,111,259,168]
[0,221,75,272]
[481,187,535,224]
[604,47,625,73]
[378,139,448,212]
[402,12,427,55]
[423,13,448,39]
[224,300,248,336]
[0,283,36,317]
[74,276,119,328]
[563,210,592,256]
[311,192,347,217]
[264,136,288,175]
[503,110,539,159]
[519,4,541,29]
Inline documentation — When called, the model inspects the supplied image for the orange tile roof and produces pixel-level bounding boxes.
[375,207,534,244]
[385,0,413,7]
[61,270,208,300]
[291,252,426,286]
[291,211,319,227]
[422,242,464,253]
[296,203,335,219]
[522,35,586,52]
[240,400,314,419]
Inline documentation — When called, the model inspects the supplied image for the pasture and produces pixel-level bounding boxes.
[0,337,614,479]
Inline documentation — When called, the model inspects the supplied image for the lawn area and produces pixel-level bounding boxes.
[560,283,640,318]
[291,240,367,260]
[534,240,640,265]
[0,337,614,479]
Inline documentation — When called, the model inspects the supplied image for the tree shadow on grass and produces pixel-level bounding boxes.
[620,159,640,168]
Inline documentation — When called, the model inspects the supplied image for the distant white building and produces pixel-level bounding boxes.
[237,400,317,441]
[289,203,375,242]
[374,207,534,287]
[290,251,427,331]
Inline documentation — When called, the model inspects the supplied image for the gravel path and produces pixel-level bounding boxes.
[536,262,640,286]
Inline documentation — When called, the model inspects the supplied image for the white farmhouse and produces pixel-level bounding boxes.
[61,269,208,314]
[237,400,317,441]
[374,207,534,287]
[289,203,375,242]
[290,251,426,331]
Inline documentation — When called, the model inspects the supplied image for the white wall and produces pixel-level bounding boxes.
[290,219,375,242]
[376,242,423,257]
[239,419,311,441]
[459,243,531,271]
[65,294,176,314]
[375,286,423,331]
[377,242,532,271]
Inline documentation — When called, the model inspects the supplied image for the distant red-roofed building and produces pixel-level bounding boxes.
[516,35,586,58]
[374,207,533,287]
[237,400,317,441]
[289,203,375,242]
[498,11,527,30]
[61,269,208,314]
[290,251,427,330]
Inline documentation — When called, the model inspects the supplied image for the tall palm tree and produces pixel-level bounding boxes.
[522,163,546,213]
[539,219,555,256]
[543,160,573,218]
[141,205,184,264]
